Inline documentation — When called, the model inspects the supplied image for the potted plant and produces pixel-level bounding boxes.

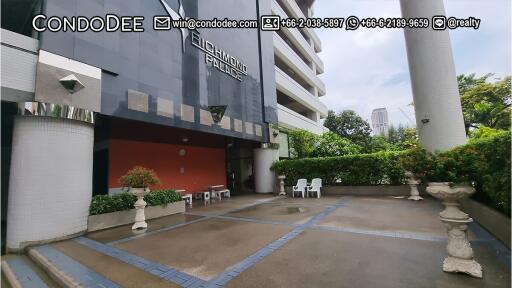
[119,166,160,230]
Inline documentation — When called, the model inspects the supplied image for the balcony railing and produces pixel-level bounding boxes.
[275,66,327,117]
[274,33,326,96]
[277,104,328,135]
[271,0,324,74]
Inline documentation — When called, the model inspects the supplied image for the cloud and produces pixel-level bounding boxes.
[314,0,511,127]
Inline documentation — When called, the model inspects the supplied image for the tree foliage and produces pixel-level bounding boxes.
[288,130,362,159]
[324,110,372,150]
[312,132,361,157]
[458,74,511,133]
[288,129,318,158]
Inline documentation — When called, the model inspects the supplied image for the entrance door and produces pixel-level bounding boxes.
[226,139,257,195]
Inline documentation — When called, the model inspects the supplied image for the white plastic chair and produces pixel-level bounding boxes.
[293,179,307,198]
[307,178,322,198]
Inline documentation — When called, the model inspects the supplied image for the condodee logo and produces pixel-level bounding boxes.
[158,0,248,81]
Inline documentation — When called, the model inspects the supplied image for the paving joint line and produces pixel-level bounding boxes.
[32,245,120,288]
[75,237,208,288]
[205,196,352,288]
[107,197,279,245]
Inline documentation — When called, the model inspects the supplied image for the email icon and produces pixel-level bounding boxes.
[154,16,171,30]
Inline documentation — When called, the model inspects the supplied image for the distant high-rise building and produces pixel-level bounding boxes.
[371,108,389,137]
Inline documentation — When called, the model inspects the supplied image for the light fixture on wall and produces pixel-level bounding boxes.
[208,105,227,124]
[59,74,84,94]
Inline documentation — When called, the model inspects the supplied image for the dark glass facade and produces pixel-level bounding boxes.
[39,0,277,142]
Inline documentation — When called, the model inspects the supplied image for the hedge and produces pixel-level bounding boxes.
[442,131,510,216]
[89,189,182,215]
[272,131,511,216]
[271,151,409,186]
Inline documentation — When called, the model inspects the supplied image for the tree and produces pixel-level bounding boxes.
[324,110,372,150]
[388,124,419,150]
[367,136,398,153]
[288,129,318,158]
[458,74,511,133]
[387,124,406,145]
[312,132,361,157]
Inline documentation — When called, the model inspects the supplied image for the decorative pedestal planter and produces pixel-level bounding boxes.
[131,188,148,230]
[278,175,286,196]
[426,182,483,278]
[405,172,423,201]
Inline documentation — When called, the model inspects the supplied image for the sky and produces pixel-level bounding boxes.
[314,0,511,127]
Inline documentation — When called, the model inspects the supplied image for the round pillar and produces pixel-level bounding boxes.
[400,0,467,152]
[254,145,279,194]
[6,103,94,251]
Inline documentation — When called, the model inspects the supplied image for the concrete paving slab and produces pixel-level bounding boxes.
[268,196,341,207]
[226,229,511,288]
[53,240,180,288]
[226,201,329,224]
[317,197,449,237]
[87,214,203,243]
[187,195,276,216]
[114,218,293,280]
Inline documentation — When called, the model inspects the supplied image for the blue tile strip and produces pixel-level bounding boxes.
[108,197,279,246]
[5,257,49,288]
[74,236,208,288]
[205,196,353,288]
[108,216,210,245]
[469,222,511,269]
[310,225,447,242]
[33,245,120,288]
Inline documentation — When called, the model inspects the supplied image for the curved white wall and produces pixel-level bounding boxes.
[6,116,94,250]
[254,148,279,194]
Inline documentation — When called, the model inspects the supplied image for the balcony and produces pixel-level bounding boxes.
[271,0,324,74]
[275,66,327,117]
[274,33,326,96]
[277,104,328,135]
[274,0,322,52]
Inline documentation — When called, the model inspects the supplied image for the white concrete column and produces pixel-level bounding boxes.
[6,116,94,251]
[254,146,279,194]
[400,0,467,152]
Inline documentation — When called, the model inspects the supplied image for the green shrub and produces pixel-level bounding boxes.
[89,189,182,215]
[144,189,182,207]
[400,131,510,216]
[271,150,408,186]
[457,131,510,216]
[89,193,136,215]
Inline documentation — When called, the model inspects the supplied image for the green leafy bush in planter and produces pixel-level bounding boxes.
[119,166,160,188]
[400,131,510,216]
[271,150,408,186]
[144,189,182,207]
[89,189,182,215]
[89,193,136,215]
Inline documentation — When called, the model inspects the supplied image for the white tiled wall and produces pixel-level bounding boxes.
[6,117,94,250]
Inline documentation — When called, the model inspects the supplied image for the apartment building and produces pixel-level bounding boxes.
[271,0,328,156]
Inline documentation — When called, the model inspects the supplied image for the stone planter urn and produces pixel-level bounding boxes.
[277,175,286,196]
[405,171,423,201]
[426,182,482,278]
[131,187,148,230]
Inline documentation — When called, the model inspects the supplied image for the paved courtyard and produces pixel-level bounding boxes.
[4,195,511,287]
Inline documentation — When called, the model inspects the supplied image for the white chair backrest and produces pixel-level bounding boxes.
[311,178,322,188]
[296,179,307,188]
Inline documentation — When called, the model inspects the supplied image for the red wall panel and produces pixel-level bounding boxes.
[109,139,226,193]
